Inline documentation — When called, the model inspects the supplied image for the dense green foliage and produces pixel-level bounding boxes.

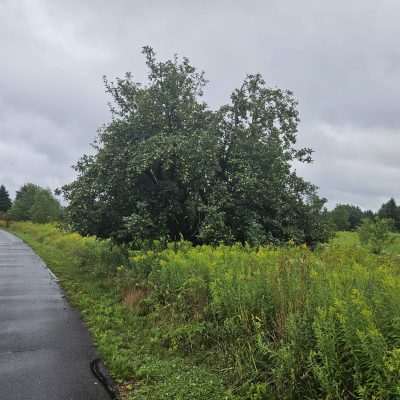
[358,217,394,254]
[0,184,12,212]
[327,199,400,235]
[9,183,62,223]
[62,47,330,247]
[328,204,372,231]
[378,198,400,231]
[8,222,400,399]
[30,189,63,223]
[9,183,38,220]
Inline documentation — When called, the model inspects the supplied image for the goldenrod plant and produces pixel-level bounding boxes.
[7,223,400,399]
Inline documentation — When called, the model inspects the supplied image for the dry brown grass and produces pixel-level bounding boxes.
[122,287,149,310]
[117,380,136,399]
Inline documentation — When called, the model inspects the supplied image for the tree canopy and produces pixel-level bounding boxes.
[0,185,12,212]
[9,183,62,223]
[62,47,331,246]
[378,198,400,230]
[30,189,63,223]
[328,204,370,231]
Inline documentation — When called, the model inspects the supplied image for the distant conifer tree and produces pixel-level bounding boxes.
[378,198,400,230]
[0,185,12,212]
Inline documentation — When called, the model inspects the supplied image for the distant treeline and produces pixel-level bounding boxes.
[328,198,400,231]
[0,183,62,223]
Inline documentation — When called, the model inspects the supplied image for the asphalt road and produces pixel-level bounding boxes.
[0,229,110,400]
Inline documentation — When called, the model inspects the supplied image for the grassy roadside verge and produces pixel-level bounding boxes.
[5,222,231,400]
[4,222,400,399]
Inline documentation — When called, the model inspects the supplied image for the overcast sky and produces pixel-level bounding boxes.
[1,0,399,210]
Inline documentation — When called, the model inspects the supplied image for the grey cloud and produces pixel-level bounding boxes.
[296,123,400,209]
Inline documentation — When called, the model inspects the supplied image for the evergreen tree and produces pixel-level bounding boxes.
[363,209,375,220]
[378,198,400,230]
[0,185,12,212]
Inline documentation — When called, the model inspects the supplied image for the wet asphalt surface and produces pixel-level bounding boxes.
[0,229,110,400]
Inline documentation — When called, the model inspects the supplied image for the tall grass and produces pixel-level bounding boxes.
[7,222,400,399]
[129,240,400,399]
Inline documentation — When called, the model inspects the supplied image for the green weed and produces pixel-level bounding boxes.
[7,222,400,399]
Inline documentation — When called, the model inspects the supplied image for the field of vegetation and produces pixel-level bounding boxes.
[3,221,400,399]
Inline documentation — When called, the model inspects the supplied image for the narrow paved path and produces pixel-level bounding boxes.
[0,230,110,400]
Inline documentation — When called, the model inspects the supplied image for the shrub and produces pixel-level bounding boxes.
[358,217,394,254]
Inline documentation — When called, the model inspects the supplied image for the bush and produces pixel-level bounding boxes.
[358,217,394,254]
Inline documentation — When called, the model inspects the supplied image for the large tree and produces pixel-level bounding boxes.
[0,185,12,212]
[62,47,331,246]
